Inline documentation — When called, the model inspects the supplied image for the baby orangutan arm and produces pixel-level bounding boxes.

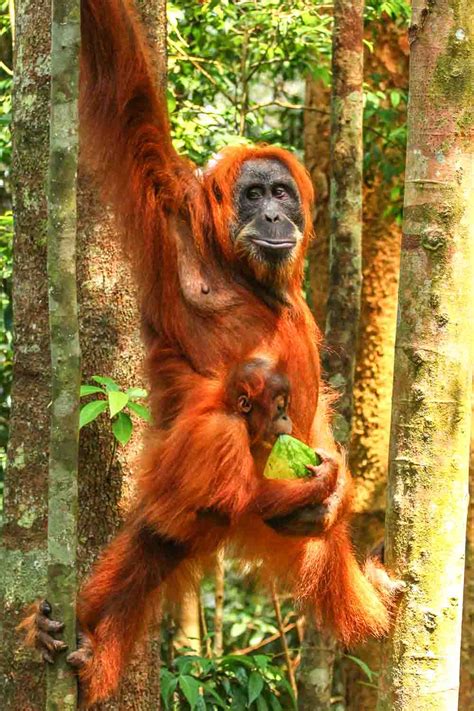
[265,395,352,536]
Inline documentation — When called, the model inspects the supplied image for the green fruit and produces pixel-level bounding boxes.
[263,434,321,480]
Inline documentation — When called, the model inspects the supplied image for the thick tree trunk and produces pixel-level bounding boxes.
[1,1,52,707]
[377,1,473,708]
[324,0,364,446]
[46,0,81,707]
[2,2,167,709]
[459,383,474,711]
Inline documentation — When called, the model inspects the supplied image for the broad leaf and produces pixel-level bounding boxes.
[91,375,120,391]
[179,675,201,710]
[112,412,133,445]
[80,400,107,429]
[108,390,129,418]
[126,387,148,400]
[128,401,151,422]
[80,384,105,397]
[248,671,264,706]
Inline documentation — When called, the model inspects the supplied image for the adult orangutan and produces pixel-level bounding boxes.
[23,0,401,705]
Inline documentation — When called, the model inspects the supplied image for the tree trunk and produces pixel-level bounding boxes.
[1,1,52,707]
[377,1,473,708]
[346,19,409,708]
[300,76,335,711]
[46,0,81,707]
[459,382,474,711]
[304,78,330,328]
[213,550,225,657]
[299,2,365,706]
[2,2,167,708]
[324,0,364,446]
[76,2,167,708]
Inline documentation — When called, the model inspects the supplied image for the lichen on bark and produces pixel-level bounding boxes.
[377,0,474,708]
[46,0,81,707]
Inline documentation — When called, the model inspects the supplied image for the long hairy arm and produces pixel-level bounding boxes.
[80,0,201,278]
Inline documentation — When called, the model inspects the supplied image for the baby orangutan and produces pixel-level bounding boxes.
[24,356,400,707]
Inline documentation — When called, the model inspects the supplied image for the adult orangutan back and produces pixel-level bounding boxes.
[21,1,402,706]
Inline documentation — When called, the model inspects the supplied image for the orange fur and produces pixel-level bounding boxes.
[51,1,399,705]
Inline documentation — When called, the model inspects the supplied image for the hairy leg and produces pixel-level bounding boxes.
[295,523,402,647]
[71,521,188,707]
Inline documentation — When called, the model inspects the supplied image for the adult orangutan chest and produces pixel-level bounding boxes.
[162,293,320,442]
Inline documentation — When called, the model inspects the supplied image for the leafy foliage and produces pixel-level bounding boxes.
[79,376,150,446]
[167,0,332,163]
[161,652,296,710]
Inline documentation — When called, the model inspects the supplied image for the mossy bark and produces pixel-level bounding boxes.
[324,0,364,446]
[46,0,81,708]
[459,383,474,710]
[1,1,52,707]
[377,0,474,708]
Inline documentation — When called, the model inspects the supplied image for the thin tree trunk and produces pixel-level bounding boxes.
[377,1,473,708]
[324,0,364,446]
[213,550,225,657]
[300,2,365,707]
[46,0,81,707]
[173,588,201,654]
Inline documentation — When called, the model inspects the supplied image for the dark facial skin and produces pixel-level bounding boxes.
[233,159,304,264]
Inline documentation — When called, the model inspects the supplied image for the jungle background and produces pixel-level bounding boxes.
[0,0,472,709]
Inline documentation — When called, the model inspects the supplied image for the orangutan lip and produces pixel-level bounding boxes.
[252,239,296,250]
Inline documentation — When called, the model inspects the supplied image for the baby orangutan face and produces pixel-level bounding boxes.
[228,357,292,447]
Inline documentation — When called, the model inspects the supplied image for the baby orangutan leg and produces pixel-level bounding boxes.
[18,599,67,663]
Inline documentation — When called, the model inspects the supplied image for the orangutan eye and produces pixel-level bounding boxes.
[274,395,286,414]
[273,185,288,199]
[237,395,253,413]
[246,186,264,201]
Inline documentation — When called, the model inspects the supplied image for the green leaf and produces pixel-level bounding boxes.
[390,89,401,108]
[128,401,152,422]
[91,375,120,391]
[160,670,178,709]
[253,655,270,670]
[126,387,148,400]
[201,681,226,707]
[108,390,129,418]
[248,671,264,706]
[269,696,283,711]
[256,695,269,711]
[80,400,107,429]
[179,675,201,710]
[230,622,247,638]
[345,654,376,682]
[80,384,105,397]
[112,412,133,445]
[222,655,255,669]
